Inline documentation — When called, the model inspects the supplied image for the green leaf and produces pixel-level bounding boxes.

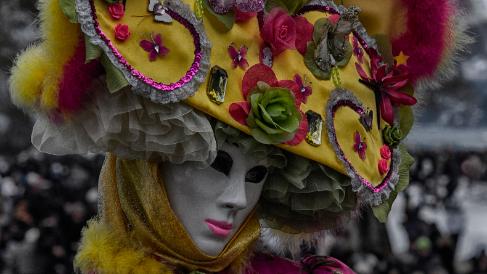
[203,0,235,31]
[100,55,129,93]
[59,0,78,23]
[372,145,415,223]
[399,106,414,137]
[304,43,331,80]
[84,36,102,63]
[313,18,331,43]
[259,104,279,126]
[267,104,286,118]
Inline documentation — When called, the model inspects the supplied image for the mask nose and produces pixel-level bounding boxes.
[217,176,248,212]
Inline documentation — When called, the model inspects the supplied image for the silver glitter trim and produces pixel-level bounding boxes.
[75,0,212,104]
[325,89,400,206]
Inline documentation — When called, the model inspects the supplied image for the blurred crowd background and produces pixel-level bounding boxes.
[1,1,487,274]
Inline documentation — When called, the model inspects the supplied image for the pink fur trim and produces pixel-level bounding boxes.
[392,0,453,84]
[58,38,102,113]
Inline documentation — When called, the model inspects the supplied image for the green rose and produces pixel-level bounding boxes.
[382,126,403,148]
[247,82,301,144]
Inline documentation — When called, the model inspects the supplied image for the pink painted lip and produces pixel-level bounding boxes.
[205,219,233,238]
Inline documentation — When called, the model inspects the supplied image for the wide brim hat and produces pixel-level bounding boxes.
[9,0,469,239]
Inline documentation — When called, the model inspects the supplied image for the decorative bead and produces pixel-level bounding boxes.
[305,111,323,147]
[207,66,228,105]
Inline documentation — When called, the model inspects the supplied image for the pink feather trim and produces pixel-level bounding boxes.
[392,0,454,84]
[57,38,102,113]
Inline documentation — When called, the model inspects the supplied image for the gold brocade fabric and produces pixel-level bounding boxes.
[97,154,260,273]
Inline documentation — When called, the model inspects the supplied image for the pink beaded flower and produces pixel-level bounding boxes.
[228,43,249,70]
[353,131,367,160]
[139,33,169,62]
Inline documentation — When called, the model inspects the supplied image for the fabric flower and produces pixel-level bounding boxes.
[293,74,312,103]
[294,16,314,55]
[353,131,367,160]
[380,145,392,160]
[108,3,125,20]
[304,11,356,80]
[228,43,249,70]
[114,24,130,41]
[261,8,297,56]
[246,82,302,144]
[230,64,307,145]
[356,52,417,125]
[378,159,390,175]
[382,126,403,148]
[139,33,169,62]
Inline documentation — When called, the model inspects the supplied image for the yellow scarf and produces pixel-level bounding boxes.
[75,154,260,273]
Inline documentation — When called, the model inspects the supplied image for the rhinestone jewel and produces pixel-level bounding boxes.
[305,111,323,147]
[207,66,228,105]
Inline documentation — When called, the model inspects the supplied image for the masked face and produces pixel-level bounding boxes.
[162,142,268,256]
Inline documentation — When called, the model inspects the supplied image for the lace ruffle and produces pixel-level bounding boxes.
[32,82,216,165]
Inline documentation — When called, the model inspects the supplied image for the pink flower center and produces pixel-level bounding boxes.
[278,25,288,39]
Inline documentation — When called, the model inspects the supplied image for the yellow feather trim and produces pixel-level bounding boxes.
[9,45,48,108]
[75,219,173,274]
[9,0,81,111]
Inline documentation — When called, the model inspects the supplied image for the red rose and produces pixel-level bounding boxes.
[378,159,390,175]
[380,145,392,160]
[108,3,125,20]
[114,24,130,41]
[294,16,314,55]
[261,8,296,56]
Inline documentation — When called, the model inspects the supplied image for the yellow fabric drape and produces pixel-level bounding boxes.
[76,154,260,273]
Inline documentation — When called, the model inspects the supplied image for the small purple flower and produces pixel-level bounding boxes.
[139,33,169,62]
[294,74,312,103]
[228,43,249,70]
[353,131,367,160]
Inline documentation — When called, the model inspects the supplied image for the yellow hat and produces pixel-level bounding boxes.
[9,0,467,210]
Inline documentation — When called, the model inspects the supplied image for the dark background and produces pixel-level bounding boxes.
[1,1,487,274]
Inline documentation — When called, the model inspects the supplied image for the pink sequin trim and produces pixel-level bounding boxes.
[331,100,394,193]
[89,1,202,92]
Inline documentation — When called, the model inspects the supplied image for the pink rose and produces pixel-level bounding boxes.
[108,3,125,20]
[261,9,296,56]
[114,24,130,41]
[378,159,390,175]
[380,145,392,160]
